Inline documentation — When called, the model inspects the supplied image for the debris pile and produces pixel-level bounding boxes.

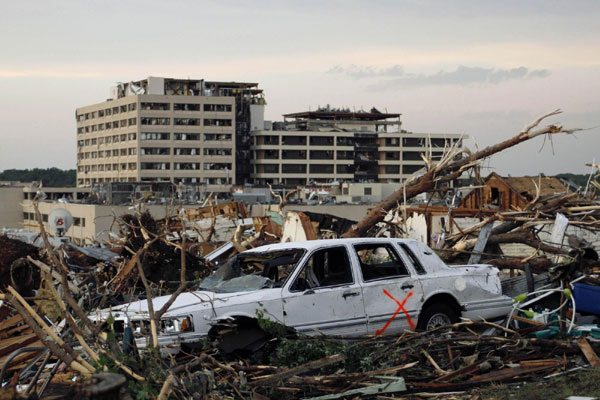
[2,110,600,399]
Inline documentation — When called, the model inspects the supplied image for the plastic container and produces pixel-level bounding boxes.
[573,283,600,315]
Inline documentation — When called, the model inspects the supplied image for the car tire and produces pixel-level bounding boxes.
[417,303,457,331]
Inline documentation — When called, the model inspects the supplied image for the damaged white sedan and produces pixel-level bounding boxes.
[94,238,513,352]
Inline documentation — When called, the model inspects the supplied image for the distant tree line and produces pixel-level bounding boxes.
[0,168,76,187]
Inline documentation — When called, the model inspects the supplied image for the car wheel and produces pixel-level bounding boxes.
[417,303,457,331]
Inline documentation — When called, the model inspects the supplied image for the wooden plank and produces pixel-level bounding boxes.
[0,315,23,332]
[578,338,600,367]
[0,334,39,358]
[251,353,346,386]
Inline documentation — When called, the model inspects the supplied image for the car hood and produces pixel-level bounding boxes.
[105,288,275,319]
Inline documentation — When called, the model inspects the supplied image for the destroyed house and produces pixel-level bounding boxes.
[460,172,571,210]
[251,106,464,186]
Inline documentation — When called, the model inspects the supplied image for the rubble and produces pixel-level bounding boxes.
[2,111,600,399]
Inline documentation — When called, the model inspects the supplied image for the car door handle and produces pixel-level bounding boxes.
[304,289,315,295]
[401,283,414,290]
[342,291,360,299]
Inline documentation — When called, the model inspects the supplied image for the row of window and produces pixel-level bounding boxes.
[78,133,137,147]
[141,102,232,112]
[255,149,444,161]
[256,136,461,148]
[255,164,421,175]
[139,148,232,156]
[140,117,232,126]
[78,148,137,159]
[139,132,232,141]
[77,104,137,122]
[140,162,232,171]
[78,163,137,172]
[77,119,137,134]
[24,212,86,227]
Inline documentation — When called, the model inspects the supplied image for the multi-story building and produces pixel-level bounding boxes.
[76,77,265,190]
[251,107,464,185]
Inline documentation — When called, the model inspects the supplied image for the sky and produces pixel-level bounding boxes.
[0,0,599,176]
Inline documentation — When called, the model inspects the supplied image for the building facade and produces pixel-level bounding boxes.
[76,77,264,189]
[251,108,464,185]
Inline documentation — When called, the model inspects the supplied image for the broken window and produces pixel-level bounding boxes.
[174,103,200,111]
[120,105,127,113]
[174,163,200,170]
[336,164,353,174]
[174,133,200,141]
[309,164,334,174]
[141,147,170,156]
[141,132,169,140]
[398,243,426,275]
[128,118,137,126]
[385,152,400,160]
[128,103,137,112]
[199,249,305,292]
[203,162,232,171]
[385,165,400,174]
[141,117,170,125]
[141,102,170,111]
[204,104,232,112]
[291,247,353,292]
[310,150,334,160]
[128,148,136,155]
[204,148,232,156]
[204,133,232,141]
[174,118,200,126]
[353,243,409,282]
[402,165,422,174]
[262,164,279,174]
[336,137,354,146]
[402,137,425,147]
[282,150,306,159]
[203,118,232,127]
[128,133,136,140]
[385,138,400,147]
[309,136,334,146]
[174,148,200,155]
[141,162,170,170]
[282,164,307,174]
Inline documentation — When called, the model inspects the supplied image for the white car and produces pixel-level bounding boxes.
[96,238,513,351]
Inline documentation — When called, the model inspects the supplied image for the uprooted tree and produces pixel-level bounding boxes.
[343,110,581,238]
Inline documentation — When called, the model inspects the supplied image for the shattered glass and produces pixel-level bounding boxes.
[199,249,305,293]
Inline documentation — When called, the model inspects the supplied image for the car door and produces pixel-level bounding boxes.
[352,242,423,335]
[282,245,367,336]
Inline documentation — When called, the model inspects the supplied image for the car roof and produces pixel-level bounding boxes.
[244,237,420,254]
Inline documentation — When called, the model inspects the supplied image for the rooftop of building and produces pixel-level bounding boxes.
[283,106,400,121]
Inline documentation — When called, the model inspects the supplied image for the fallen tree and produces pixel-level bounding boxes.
[343,110,580,238]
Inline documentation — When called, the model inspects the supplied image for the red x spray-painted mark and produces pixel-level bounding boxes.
[376,289,415,336]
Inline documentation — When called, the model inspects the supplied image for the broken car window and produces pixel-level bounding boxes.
[198,249,305,293]
[354,243,409,282]
[291,246,353,292]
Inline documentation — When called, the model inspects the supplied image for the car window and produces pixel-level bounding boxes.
[399,243,427,275]
[291,246,353,292]
[354,243,409,281]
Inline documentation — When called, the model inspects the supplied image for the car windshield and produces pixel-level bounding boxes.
[198,249,305,293]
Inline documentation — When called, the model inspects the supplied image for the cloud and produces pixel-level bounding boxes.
[329,64,551,89]
[327,64,404,79]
